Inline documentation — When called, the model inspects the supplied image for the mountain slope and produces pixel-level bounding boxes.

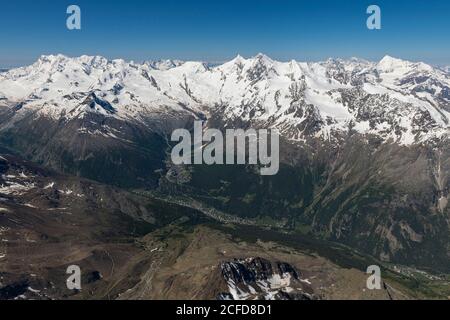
[0,54,448,273]
[4,153,443,300]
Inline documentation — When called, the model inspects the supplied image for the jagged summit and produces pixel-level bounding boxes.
[145,59,185,70]
[253,52,274,62]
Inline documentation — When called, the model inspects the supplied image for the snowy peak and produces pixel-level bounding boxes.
[244,53,279,82]
[37,54,67,64]
[252,53,275,64]
[377,55,435,74]
[378,55,408,70]
[34,54,110,72]
[145,59,185,70]
[233,54,245,62]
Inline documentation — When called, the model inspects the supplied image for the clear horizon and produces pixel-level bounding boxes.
[1,0,450,68]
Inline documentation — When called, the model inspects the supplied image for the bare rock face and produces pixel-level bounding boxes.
[218,257,318,300]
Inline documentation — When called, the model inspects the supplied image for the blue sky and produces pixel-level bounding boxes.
[1,0,449,68]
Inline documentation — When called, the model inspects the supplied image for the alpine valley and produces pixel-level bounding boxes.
[0,54,449,300]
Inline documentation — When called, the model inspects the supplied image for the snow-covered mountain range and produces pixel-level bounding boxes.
[1,54,449,145]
